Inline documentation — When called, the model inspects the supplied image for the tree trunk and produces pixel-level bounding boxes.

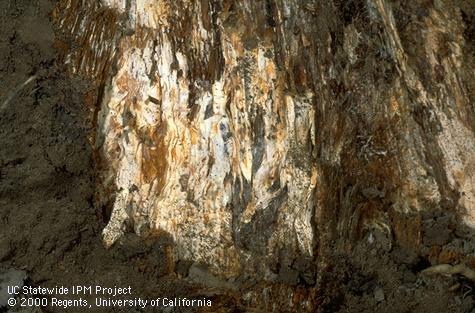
[54,0,475,311]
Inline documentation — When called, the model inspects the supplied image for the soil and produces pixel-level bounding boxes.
[0,1,474,313]
[316,241,475,313]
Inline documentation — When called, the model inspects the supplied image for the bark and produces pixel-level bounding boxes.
[54,0,475,311]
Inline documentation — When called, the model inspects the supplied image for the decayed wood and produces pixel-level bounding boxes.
[54,0,475,310]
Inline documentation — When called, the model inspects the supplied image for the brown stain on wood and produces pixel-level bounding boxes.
[141,123,169,195]
[391,211,423,250]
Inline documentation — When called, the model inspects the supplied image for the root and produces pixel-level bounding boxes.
[421,264,475,282]
[0,75,37,112]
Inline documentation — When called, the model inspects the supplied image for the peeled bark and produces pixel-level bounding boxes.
[54,0,475,311]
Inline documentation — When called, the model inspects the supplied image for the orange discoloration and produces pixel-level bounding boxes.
[266,61,276,77]
[116,73,131,94]
[230,32,244,56]
[203,213,210,224]
[190,127,199,145]
[390,95,400,113]
[171,147,178,161]
[141,123,168,194]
